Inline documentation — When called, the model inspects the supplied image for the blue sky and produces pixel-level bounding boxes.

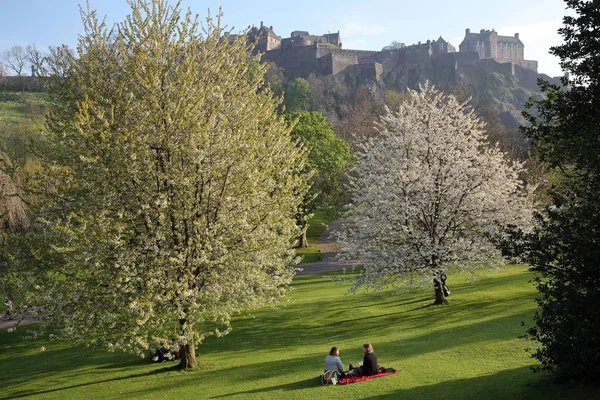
[1,0,569,77]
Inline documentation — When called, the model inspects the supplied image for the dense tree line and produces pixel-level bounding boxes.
[505,0,600,385]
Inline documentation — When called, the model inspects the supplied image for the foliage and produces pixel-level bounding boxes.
[338,84,534,303]
[306,74,351,122]
[382,40,404,51]
[0,92,48,125]
[0,93,45,306]
[1,45,29,91]
[1,46,28,77]
[337,86,385,146]
[285,111,352,247]
[4,265,600,399]
[383,90,410,111]
[22,0,308,369]
[0,152,28,235]
[283,77,312,113]
[0,150,29,307]
[293,210,334,263]
[514,0,600,384]
[286,112,352,208]
[263,60,284,96]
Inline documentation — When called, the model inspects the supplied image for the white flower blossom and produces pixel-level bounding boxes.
[338,84,535,295]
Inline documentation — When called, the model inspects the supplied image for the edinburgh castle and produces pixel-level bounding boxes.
[233,22,547,91]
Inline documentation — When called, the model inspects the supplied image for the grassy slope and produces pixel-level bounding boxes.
[1,265,597,400]
[0,92,49,126]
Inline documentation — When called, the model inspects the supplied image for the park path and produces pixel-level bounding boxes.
[294,219,362,276]
[0,314,38,330]
[0,221,357,329]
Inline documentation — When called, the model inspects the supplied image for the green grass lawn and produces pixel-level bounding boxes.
[0,91,48,125]
[1,265,597,399]
[295,211,333,263]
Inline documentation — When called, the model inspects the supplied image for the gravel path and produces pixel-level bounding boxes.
[0,314,39,330]
[294,220,362,276]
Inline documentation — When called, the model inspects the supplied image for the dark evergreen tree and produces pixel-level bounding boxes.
[517,0,600,384]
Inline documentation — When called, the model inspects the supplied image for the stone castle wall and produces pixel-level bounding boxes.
[319,52,359,75]
[258,25,539,82]
[453,52,480,67]
[262,46,319,77]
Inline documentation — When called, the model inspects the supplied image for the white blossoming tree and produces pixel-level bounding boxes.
[25,0,308,369]
[338,84,533,304]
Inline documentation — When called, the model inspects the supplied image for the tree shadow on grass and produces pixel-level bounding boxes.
[0,328,170,398]
[0,363,177,400]
[208,377,319,398]
[112,353,326,399]
[364,366,599,400]
[95,356,152,369]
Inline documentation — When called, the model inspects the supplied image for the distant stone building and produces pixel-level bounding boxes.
[239,23,540,84]
[245,22,342,53]
[249,22,282,52]
[281,30,341,49]
[459,29,537,72]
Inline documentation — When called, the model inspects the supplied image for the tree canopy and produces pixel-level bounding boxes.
[284,111,352,247]
[283,77,312,113]
[23,0,308,369]
[338,84,534,304]
[513,0,600,383]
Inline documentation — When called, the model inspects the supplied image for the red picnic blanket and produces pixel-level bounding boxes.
[338,366,398,385]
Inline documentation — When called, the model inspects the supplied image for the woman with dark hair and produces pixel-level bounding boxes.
[348,343,378,376]
[324,346,345,377]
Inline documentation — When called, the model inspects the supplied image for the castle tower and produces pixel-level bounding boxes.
[459,28,536,72]
[460,28,523,62]
[252,22,282,52]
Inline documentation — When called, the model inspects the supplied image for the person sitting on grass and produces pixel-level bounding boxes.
[3,298,15,320]
[324,346,345,378]
[348,343,378,376]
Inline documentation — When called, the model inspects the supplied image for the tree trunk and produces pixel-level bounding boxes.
[177,321,197,369]
[433,284,448,305]
[298,227,309,248]
[432,275,448,305]
[178,342,197,369]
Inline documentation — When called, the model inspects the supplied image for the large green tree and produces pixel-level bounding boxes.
[513,0,600,383]
[25,0,308,369]
[284,111,352,247]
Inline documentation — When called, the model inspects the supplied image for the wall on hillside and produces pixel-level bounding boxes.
[317,47,377,62]
[330,52,360,75]
[454,52,479,67]
[262,46,319,78]
[346,62,383,82]
[432,53,458,84]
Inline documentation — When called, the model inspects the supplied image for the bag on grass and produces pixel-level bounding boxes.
[320,370,339,385]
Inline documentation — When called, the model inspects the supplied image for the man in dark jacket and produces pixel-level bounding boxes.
[349,343,378,376]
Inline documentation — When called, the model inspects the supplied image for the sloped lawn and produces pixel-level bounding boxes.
[0,265,597,399]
